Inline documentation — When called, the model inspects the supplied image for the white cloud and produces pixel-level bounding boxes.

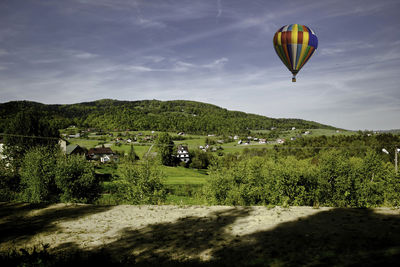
[73,52,98,59]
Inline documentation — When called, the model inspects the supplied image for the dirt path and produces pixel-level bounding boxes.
[1,203,400,265]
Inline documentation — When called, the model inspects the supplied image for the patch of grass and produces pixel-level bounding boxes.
[68,138,101,149]
[110,144,151,158]
[161,166,208,185]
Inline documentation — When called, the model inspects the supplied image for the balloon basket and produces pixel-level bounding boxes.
[292,77,296,82]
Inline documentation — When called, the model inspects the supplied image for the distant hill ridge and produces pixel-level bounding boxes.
[0,99,336,134]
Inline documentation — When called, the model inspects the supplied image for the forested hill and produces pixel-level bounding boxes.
[0,99,336,134]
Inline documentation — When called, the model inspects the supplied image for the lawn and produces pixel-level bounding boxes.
[110,144,152,158]
[161,166,208,185]
[68,138,102,149]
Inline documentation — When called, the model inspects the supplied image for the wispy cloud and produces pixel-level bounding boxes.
[0,48,9,56]
[216,0,222,18]
[1,0,399,130]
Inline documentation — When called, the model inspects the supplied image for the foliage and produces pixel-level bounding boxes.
[20,146,60,203]
[0,99,335,135]
[189,149,214,169]
[206,149,400,207]
[125,144,139,163]
[55,155,100,203]
[0,160,20,201]
[18,146,101,204]
[280,133,400,160]
[114,158,166,204]
[2,109,59,166]
[156,132,175,166]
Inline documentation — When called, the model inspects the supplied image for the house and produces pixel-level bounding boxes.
[177,145,190,163]
[66,144,87,155]
[277,138,285,144]
[87,147,118,163]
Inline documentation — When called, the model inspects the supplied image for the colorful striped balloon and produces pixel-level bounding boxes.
[273,24,318,82]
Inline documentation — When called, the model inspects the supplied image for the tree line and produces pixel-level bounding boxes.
[0,99,335,135]
[205,149,400,207]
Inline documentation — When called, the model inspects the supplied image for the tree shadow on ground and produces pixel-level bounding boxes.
[0,202,112,244]
[91,207,400,266]
[1,205,400,266]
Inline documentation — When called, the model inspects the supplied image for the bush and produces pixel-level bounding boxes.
[20,146,59,203]
[55,155,100,203]
[19,146,101,204]
[206,150,400,208]
[0,160,20,201]
[115,158,166,204]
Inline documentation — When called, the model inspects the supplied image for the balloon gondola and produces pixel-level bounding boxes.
[273,24,318,82]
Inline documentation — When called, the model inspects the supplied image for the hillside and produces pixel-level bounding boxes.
[0,99,336,134]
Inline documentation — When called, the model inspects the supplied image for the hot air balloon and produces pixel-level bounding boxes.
[273,24,318,82]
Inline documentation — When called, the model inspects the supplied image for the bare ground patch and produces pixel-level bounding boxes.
[1,203,400,266]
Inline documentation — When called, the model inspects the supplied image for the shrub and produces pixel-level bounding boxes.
[20,146,59,203]
[55,155,100,203]
[115,158,166,204]
[0,160,20,201]
[206,150,400,208]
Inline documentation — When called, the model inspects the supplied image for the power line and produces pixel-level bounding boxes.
[0,133,60,140]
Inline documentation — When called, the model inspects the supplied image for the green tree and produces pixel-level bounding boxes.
[116,158,166,204]
[20,146,60,203]
[55,155,100,203]
[0,160,20,201]
[3,110,59,167]
[189,149,213,169]
[156,132,175,166]
[126,144,139,163]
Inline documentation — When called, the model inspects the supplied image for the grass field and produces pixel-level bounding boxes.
[161,166,208,185]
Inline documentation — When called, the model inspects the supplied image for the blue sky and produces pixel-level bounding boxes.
[0,0,399,130]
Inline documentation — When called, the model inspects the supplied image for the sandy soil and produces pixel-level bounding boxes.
[1,203,400,265]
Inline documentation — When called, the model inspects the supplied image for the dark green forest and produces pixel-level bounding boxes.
[0,99,336,134]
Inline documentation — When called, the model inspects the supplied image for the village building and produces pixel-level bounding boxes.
[87,147,118,163]
[177,145,190,163]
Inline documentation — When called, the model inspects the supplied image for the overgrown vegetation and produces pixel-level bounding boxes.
[205,149,400,207]
[112,158,166,204]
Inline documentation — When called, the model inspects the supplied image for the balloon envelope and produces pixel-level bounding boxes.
[273,24,318,81]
